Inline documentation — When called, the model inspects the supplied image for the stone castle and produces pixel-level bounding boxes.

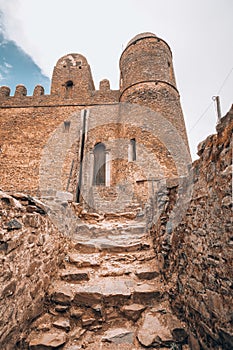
[0,33,232,349]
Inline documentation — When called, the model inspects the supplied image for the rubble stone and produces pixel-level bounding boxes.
[121,304,146,321]
[102,328,134,344]
[153,108,233,349]
[29,331,67,349]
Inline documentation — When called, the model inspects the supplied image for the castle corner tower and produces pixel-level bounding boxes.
[119,32,189,149]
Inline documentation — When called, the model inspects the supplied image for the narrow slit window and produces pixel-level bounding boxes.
[63,120,71,132]
[129,138,136,161]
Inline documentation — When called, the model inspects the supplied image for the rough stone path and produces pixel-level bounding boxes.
[26,219,188,349]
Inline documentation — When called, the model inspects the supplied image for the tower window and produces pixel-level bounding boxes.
[65,81,74,98]
[65,80,74,88]
[129,138,136,161]
[63,120,71,132]
[93,143,106,186]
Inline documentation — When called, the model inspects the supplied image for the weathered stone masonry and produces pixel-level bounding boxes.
[0,109,231,350]
[0,192,71,349]
[0,32,190,209]
[152,107,233,349]
[0,32,232,349]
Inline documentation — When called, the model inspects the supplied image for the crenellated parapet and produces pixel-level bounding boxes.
[0,83,119,108]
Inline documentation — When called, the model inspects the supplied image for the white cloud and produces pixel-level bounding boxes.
[0,61,13,77]
[4,62,12,69]
[0,0,233,160]
[0,64,8,74]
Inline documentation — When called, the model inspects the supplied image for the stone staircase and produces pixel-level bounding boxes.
[86,186,144,216]
[24,220,189,349]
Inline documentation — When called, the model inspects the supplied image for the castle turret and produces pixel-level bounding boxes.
[51,53,95,98]
[119,32,189,148]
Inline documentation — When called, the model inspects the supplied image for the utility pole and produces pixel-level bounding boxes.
[212,96,222,123]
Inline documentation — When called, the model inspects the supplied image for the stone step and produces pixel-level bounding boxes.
[98,265,160,280]
[99,256,160,279]
[68,252,102,267]
[73,239,151,254]
[50,277,163,308]
[135,265,160,280]
[60,268,91,282]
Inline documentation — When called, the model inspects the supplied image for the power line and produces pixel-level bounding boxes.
[188,65,233,134]
[188,101,213,133]
[216,66,233,94]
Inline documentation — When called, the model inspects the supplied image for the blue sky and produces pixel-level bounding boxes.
[0,32,50,93]
[0,0,233,160]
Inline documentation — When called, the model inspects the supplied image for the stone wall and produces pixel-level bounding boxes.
[0,105,83,194]
[0,33,190,198]
[119,33,189,149]
[152,107,233,349]
[0,191,70,349]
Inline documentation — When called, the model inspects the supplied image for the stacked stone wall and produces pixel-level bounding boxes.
[152,107,233,349]
[0,105,83,194]
[120,82,189,148]
[0,191,70,349]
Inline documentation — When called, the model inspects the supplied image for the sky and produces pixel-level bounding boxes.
[0,0,232,160]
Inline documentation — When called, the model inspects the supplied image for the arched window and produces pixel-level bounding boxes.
[93,143,106,185]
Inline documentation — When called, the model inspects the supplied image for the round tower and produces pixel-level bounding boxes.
[51,53,95,98]
[119,32,189,148]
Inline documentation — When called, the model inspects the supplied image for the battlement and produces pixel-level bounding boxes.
[0,81,120,108]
